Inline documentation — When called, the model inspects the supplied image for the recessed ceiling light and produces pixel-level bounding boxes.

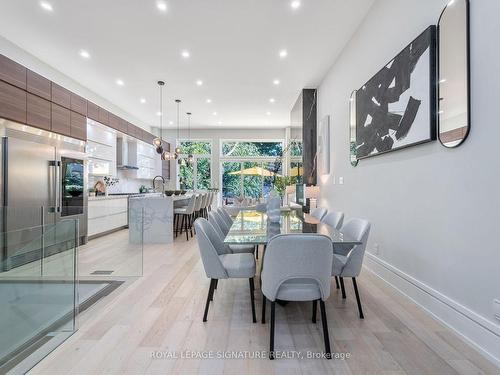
[156,111,162,116]
[181,50,190,58]
[140,98,147,104]
[279,49,288,58]
[266,111,271,116]
[206,98,212,104]
[196,80,203,86]
[115,79,125,86]
[169,121,173,125]
[40,1,53,11]
[79,49,90,59]
[212,112,217,116]
[273,79,280,85]
[217,121,223,125]
[269,98,275,103]
[156,1,167,12]
[291,1,301,10]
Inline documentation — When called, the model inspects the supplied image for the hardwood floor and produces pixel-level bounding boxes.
[28,229,498,375]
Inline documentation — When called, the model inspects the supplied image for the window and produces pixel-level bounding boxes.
[289,140,303,157]
[222,141,283,157]
[177,140,212,190]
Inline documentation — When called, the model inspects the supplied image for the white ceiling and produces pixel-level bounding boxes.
[0,0,373,129]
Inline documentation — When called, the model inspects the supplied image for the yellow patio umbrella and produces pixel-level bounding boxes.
[289,166,303,177]
[229,166,281,177]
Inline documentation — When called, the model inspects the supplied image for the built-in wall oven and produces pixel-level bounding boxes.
[0,120,88,270]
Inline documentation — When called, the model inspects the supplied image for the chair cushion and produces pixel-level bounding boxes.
[275,278,321,301]
[219,253,256,278]
[332,254,347,276]
[174,208,189,214]
[229,244,255,254]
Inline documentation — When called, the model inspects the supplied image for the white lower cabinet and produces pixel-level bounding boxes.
[88,197,128,237]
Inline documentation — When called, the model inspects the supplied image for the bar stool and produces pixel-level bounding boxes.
[174,194,196,240]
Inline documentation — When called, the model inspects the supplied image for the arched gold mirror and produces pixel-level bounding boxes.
[438,0,470,147]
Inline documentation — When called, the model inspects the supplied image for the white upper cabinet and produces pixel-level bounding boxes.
[86,119,117,176]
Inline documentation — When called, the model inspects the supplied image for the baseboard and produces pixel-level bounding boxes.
[364,252,500,368]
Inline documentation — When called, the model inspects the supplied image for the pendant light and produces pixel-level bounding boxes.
[186,112,194,165]
[174,99,182,158]
[153,80,170,160]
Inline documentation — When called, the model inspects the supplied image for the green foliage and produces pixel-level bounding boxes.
[222,141,283,157]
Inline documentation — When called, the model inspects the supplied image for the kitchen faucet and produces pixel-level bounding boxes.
[152,175,165,194]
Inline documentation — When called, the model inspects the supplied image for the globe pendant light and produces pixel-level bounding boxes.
[174,99,182,158]
[186,112,194,165]
[153,81,166,158]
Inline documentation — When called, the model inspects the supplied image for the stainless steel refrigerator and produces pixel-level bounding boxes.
[0,120,88,270]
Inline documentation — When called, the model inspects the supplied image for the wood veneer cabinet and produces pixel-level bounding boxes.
[0,54,26,89]
[27,70,51,100]
[70,111,86,140]
[108,112,120,130]
[51,83,71,109]
[51,103,71,136]
[0,81,27,123]
[27,93,51,131]
[87,101,99,121]
[70,93,87,116]
[98,106,109,125]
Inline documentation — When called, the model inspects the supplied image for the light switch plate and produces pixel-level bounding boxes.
[494,299,500,321]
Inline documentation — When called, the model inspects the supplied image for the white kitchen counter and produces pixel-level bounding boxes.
[128,195,175,244]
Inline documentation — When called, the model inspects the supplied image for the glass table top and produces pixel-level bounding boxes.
[224,210,361,245]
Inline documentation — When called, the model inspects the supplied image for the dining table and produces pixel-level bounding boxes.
[224,208,361,247]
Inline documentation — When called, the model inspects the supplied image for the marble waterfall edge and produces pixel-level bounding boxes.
[129,196,174,244]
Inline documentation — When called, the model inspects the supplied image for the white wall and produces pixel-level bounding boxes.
[0,36,152,132]
[317,0,500,365]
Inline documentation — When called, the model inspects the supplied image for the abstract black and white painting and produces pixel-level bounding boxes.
[356,26,436,159]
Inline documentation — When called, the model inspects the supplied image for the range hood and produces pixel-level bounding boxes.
[116,137,139,170]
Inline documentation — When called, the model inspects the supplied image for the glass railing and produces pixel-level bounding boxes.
[0,219,78,374]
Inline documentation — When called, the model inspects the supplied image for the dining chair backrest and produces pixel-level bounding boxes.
[217,207,233,227]
[201,194,208,209]
[208,212,226,240]
[338,218,371,277]
[213,209,231,236]
[261,234,333,302]
[310,207,328,221]
[322,211,344,230]
[194,194,202,211]
[208,192,214,207]
[194,218,230,279]
[183,194,197,214]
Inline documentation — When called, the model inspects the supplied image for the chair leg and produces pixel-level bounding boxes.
[319,300,332,359]
[270,301,275,360]
[203,279,216,322]
[335,276,340,289]
[255,245,258,259]
[352,277,364,319]
[339,277,346,299]
[180,215,185,235]
[312,300,317,323]
[184,215,189,241]
[189,214,194,237]
[249,278,256,323]
[214,279,218,290]
[261,294,266,324]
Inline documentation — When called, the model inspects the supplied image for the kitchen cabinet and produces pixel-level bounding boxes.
[87,101,99,121]
[98,107,109,125]
[70,111,86,140]
[118,118,128,133]
[0,81,27,124]
[51,103,71,136]
[88,196,128,237]
[0,54,26,89]
[27,93,51,131]
[27,70,51,100]
[51,83,71,109]
[108,113,120,130]
[87,120,117,176]
[70,93,87,116]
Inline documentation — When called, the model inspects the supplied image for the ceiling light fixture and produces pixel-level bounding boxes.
[153,81,170,161]
[291,1,301,10]
[181,50,190,58]
[206,98,212,104]
[116,79,125,86]
[212,111,217,116]
[217,121,223,125]
[266,111,271,116]
[156,111,162,116]
[279,49,288,58]
[79,49,90,59]
[269,98,275,103]
[169,121,173,125]
[140,98,147,104]
[40,1,53,12]
[156,1,167,12]
[273,79,280,85]
[196,79,203,86]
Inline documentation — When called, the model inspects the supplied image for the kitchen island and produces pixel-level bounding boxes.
[128,194,192,244]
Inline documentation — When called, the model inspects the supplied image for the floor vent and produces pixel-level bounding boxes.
[90,270,114,275]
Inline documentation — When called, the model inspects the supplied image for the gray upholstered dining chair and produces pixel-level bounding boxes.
[321,211,344,230]
[332,218,371,319]
[261,234,333,360]
[212,209,231,235]
[217,207,233,227]
[208,212,255,255]
[310,207,328,221]
[194,218,257,323]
